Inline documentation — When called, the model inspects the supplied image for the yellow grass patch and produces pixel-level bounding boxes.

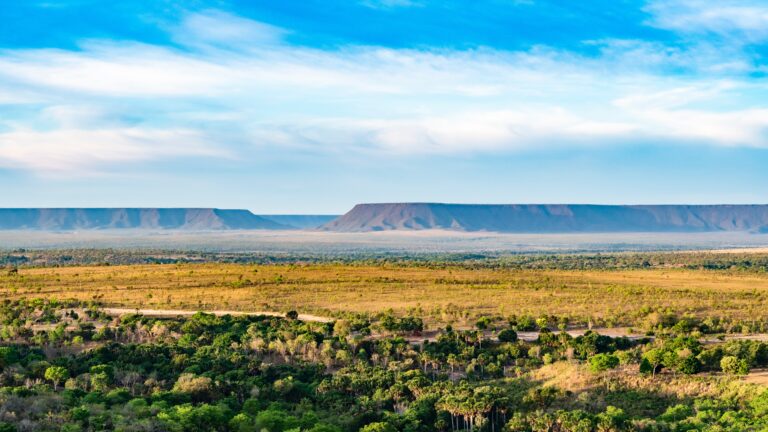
[2,264,768,325]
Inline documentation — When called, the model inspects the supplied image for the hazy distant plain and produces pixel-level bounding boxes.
[2,230,768,254]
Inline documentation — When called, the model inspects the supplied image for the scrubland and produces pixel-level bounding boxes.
[3,262,768,329]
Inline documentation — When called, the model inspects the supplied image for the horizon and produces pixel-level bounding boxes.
[2,1,768,212]
[4,202,768,215]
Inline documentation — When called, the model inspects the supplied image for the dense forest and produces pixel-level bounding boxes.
[1,299,768,431]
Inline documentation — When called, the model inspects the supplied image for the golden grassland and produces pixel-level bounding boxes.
[527,362,766,417]
[3,263,768,326]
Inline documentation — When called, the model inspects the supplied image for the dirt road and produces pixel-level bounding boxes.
[101,308,333,323]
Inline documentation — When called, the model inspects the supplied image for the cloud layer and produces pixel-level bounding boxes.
[0,3,767,175]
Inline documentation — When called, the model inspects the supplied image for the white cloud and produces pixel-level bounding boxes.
[254,110,639,155]
[0,8,767,175]
[0,126,225,175]
[0,44,234,97]
[173,9,288,49]
[247,103,768,155]
[645,0,768,41]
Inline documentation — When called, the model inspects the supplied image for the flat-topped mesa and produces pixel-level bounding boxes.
[0,208,290,230]
[321,203,768,233]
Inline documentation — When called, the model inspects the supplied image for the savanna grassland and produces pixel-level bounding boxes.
[3,254,768,329]
[4,251,768,431]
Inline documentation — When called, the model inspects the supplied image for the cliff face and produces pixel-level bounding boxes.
[322,203,768,233]
[0,209,290,230]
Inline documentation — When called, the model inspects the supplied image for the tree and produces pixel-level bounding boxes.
[360,422,397,432]
[333,320,351,337]
[307,424,341,432]
[286,310,299,320]
[255,409,300,432]
[159,403,229,432]
[44,366,69,390]
[589,354,619,373]
[173,374,213,402]
[0,347,18,368]
[524,386,561,410]
[642,349,664,377]
[498,329,518,343]
[229,413,256,432]
[639,358,654,376]
[596,406,627,431]
[721,356,749,376]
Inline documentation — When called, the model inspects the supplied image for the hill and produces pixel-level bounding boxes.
[0,208,289,230]
[322,203,768,233]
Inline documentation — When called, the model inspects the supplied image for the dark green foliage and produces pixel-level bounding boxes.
[497,328,518,343]
[588,353,620,373]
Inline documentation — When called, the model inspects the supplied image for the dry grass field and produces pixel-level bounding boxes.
[3,263,768,327]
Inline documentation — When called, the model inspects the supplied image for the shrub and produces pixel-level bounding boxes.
[720,356,749,376]
[360,422,397,432]
[498,328,518,343]
[659,404,694,422]
[589,353,620,373]
[751,389,768,417]
[172,374,213,401]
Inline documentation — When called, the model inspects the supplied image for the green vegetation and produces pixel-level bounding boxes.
[0,298,768,431]
[3,252,768,431]
[6,249,768,271]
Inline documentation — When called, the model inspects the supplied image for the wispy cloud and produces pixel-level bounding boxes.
[360,0,424,10]
[172,9,288,49]
[645,0,768,42]
[0,127,223,175]
[0,8,767,175]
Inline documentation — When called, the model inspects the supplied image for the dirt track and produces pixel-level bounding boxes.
[101,308,333,323]
[99,309,768,344]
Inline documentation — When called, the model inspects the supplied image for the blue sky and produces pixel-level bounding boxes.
[1,0,768,213]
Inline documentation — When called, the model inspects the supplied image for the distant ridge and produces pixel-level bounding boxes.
[258,215,339,229]
[0,208,289,230]
[322,203,768,233]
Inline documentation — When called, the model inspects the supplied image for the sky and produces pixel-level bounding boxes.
[1,0,768,213]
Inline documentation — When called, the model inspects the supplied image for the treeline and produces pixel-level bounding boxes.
[5,249,768,271]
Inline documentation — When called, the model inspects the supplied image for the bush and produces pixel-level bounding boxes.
[360,422,397,432]
[588,353,620,373]
[751,389,768,417]
[639,357,654,375]
[229,413,256,432]
[255,409,300,432]
[172,374,213,401]
[498,328,518,343]
[721,356,749,376]
[659,404,694,422]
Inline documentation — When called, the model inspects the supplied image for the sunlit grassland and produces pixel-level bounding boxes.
[2,263,768,326]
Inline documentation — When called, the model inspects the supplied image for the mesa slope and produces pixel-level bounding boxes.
[323,203,768,233]
[0,208,289,230]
